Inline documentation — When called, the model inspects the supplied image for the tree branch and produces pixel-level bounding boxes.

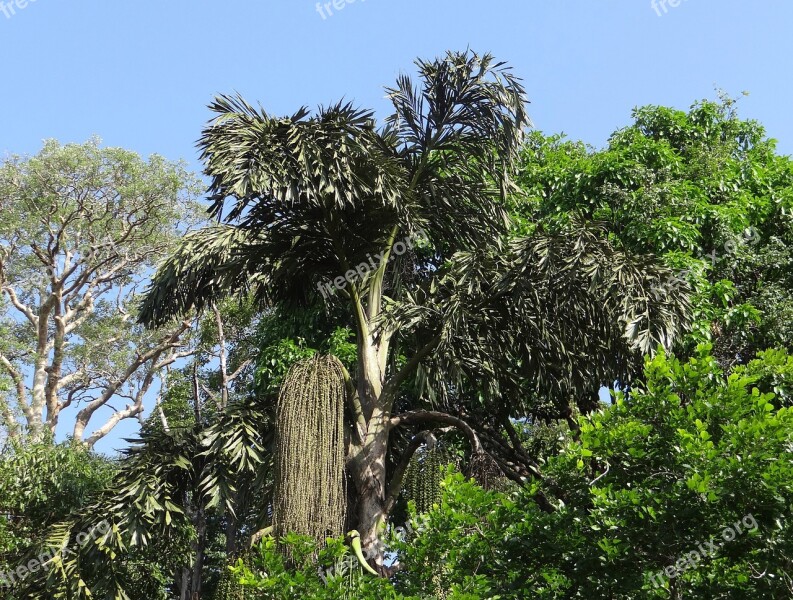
[0,352,24,439]
[1,286,38,327]
[73,320,190,441]
[384,430,436,514]
[390,410,484,455]
[212,305,231,409]
[0,352,27,413]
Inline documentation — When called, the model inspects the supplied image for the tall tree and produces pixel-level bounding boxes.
[515,94,793,366]
[0,139,202,446]
[139,50,690,568]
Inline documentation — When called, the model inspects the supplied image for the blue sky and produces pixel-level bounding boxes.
[2,1,791,452]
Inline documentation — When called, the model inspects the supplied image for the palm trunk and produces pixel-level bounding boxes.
[354,447,388,573]
[348,328,393,571]
[349,420,390,572]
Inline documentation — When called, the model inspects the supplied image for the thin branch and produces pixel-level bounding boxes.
[0,352,27,414]
[200,383,223,412]
[227,359,252,383]
[385,431,436,513]
[155,394,170,433]
[381,334,442,400]
[1,286,38,326]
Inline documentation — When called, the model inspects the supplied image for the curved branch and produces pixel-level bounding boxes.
[390,410,484,455]
[1,286,38,327]
[0,352,27,411]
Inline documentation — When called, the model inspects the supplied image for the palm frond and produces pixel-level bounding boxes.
[386,50,531,253]
[139,225,263,327]
[200,95,412,228]
[382,222,691,414]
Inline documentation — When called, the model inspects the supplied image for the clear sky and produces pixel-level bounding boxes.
[1,0,791,452]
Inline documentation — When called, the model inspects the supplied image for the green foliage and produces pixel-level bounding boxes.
[326,327,357,372]
[253,306,356,396]
[12,396,270,599]
[141,369,198,436]
[0,442,115,566]
[393,479,509,599]
[256,338,317,396]
[232,534,412,599]
[515,96,793,364]
[397,348,793,598]
[735,348,793,407]
[388,222,690,415]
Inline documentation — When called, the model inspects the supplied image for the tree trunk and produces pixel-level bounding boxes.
[29,355,48,439]
[190,505,207,598]
[343,307,397,568]
[225,504,238,556]
[349,405,391,572]
[355,484,387,572]
[178,567,190,600]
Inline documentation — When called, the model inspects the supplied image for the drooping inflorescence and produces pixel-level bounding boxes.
[273,355,348,544]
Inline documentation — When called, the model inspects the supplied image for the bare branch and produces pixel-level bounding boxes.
[83,401,145,447]
[155,394,170,433]
[389,410,485,455]
[227,359,252,384]
[1,286,38,327]
[73,320,191,441]
[200,383,223,412]
[0,352,27,411]
[213,305,230,409]
[0,352,26,438]
[154,350,195,370]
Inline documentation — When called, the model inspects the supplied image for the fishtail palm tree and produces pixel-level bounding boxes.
[139,50,689,569]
